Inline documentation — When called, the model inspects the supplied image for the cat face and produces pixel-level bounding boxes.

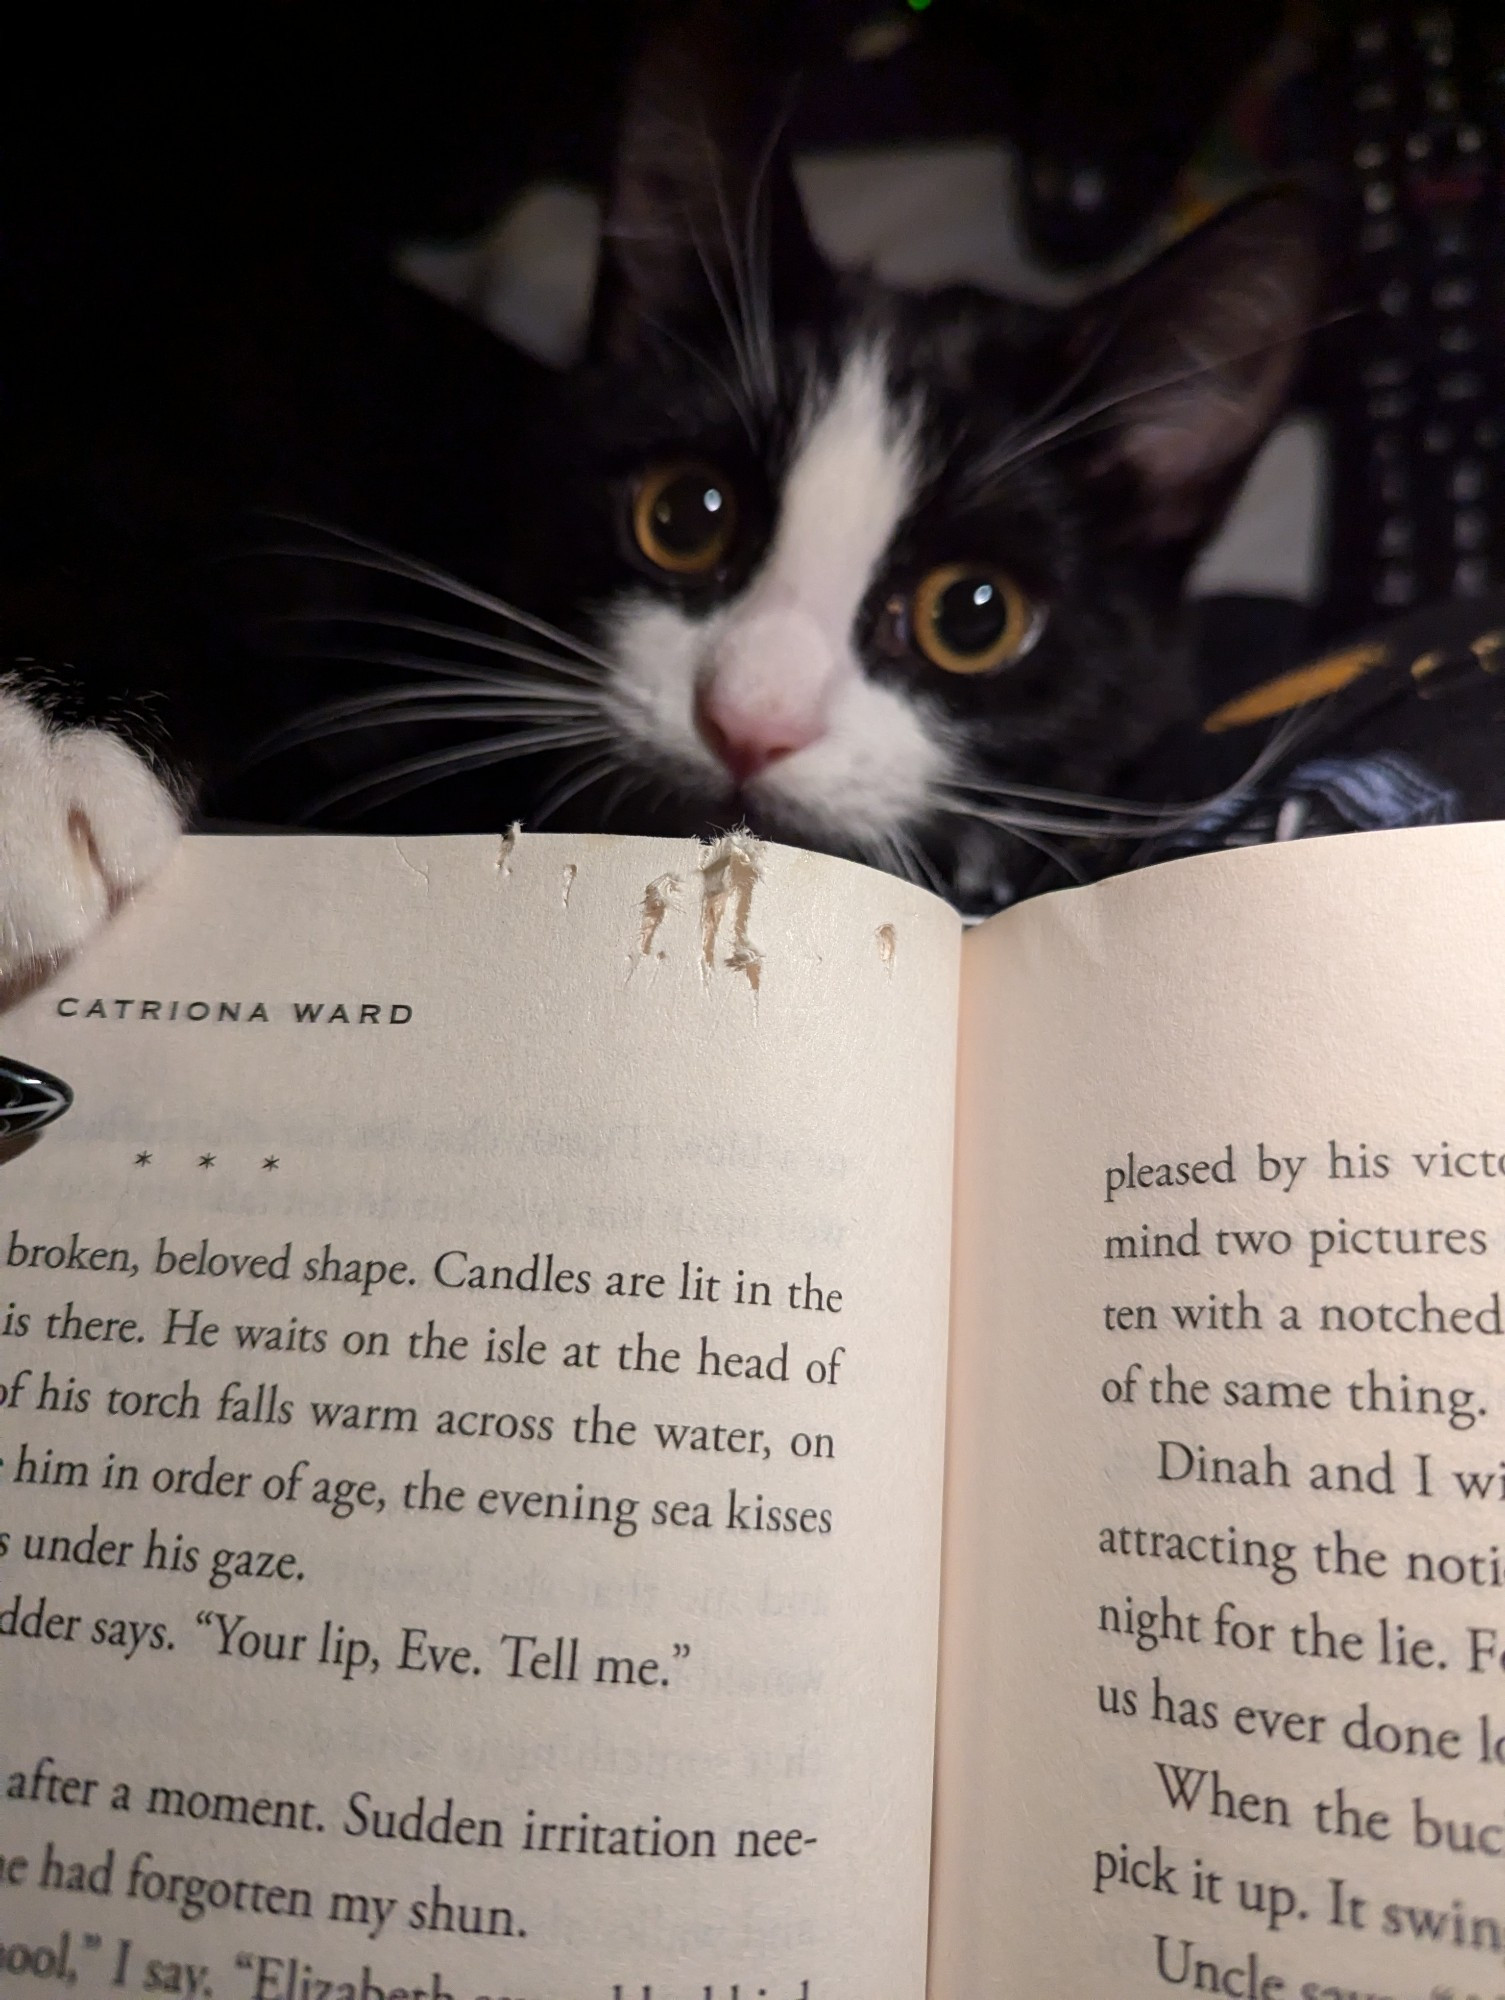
[598,339,948,851]
[566,312,1166,891]
[527,179,1317,902]
[488,5,1322,908]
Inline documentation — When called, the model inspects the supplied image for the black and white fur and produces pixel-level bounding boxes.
[0,1,1321,982]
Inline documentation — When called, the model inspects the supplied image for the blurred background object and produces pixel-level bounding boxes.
[4,1,1502,818]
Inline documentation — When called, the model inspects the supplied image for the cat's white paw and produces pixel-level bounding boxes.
[0,687,182,985]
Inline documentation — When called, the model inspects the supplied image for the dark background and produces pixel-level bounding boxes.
[5,3,1502,824]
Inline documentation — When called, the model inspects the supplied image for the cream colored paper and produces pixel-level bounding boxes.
[935,821,1505,1997]
[0,831,961,2000]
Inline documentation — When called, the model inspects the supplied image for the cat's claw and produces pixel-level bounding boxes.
[0,688,181,988]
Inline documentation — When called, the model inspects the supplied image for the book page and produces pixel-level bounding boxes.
[0,831,961,2000]
[933,822,1505,1997]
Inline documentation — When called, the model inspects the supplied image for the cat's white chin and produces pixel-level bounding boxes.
[0,687,182,986]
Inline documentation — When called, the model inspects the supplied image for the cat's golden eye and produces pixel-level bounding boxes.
[911,564,1040,675]
[631,462,737,575]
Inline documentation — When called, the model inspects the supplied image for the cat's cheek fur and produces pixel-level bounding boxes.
[752,675,951,844]
[602,596,728,785]
[0,687,182,982]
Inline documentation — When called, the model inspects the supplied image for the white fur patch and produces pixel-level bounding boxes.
[604,343,952,846]
[761,343,920,637]
[0,687,181,982]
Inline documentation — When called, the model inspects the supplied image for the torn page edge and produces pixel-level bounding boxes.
[698,831,764,993]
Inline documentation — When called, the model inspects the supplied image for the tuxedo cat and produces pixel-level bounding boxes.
[0,2,1320,983]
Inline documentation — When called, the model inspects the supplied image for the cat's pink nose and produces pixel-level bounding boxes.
[696,699,818,785]
[695,608,832,786]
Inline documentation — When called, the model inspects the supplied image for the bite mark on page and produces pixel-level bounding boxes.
[698,832,764,992]
[639,874,682,960]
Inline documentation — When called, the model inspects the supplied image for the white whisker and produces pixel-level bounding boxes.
[699,121,765,411]
[941,700,1332,858]
[250,693,605,764]
[1003,317,1125,454]
[641,314,758,439]
[966,309,1352,494]
[684,208,761,419]
[300,725,617,821]
[298,652,600,695]
[258,514,618,671]
[894,827,949,897]
[273,622,609,688]
[1009,827,1089,882]
[598,764,655,824]
[937,793,1182,840]
[743,90,794,406]
[262,640,501,693]
[947,773,1184,820]
[321,680,597,717]
[859,827,919,889]
[880,832,918,886]
[531,751,626,825]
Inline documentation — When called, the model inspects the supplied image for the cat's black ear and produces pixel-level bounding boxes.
[1070,190,1323,544]
[590,0,829,368]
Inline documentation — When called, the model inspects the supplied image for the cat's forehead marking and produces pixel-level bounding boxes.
[756,341,917,633]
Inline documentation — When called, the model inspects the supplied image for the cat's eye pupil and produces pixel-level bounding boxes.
[632,462,738,575]
[910,562,1040,674]
[934,573,1008,655]
[652,475,724,556]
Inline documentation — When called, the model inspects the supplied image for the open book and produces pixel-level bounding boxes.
[4,821,1505,1999]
